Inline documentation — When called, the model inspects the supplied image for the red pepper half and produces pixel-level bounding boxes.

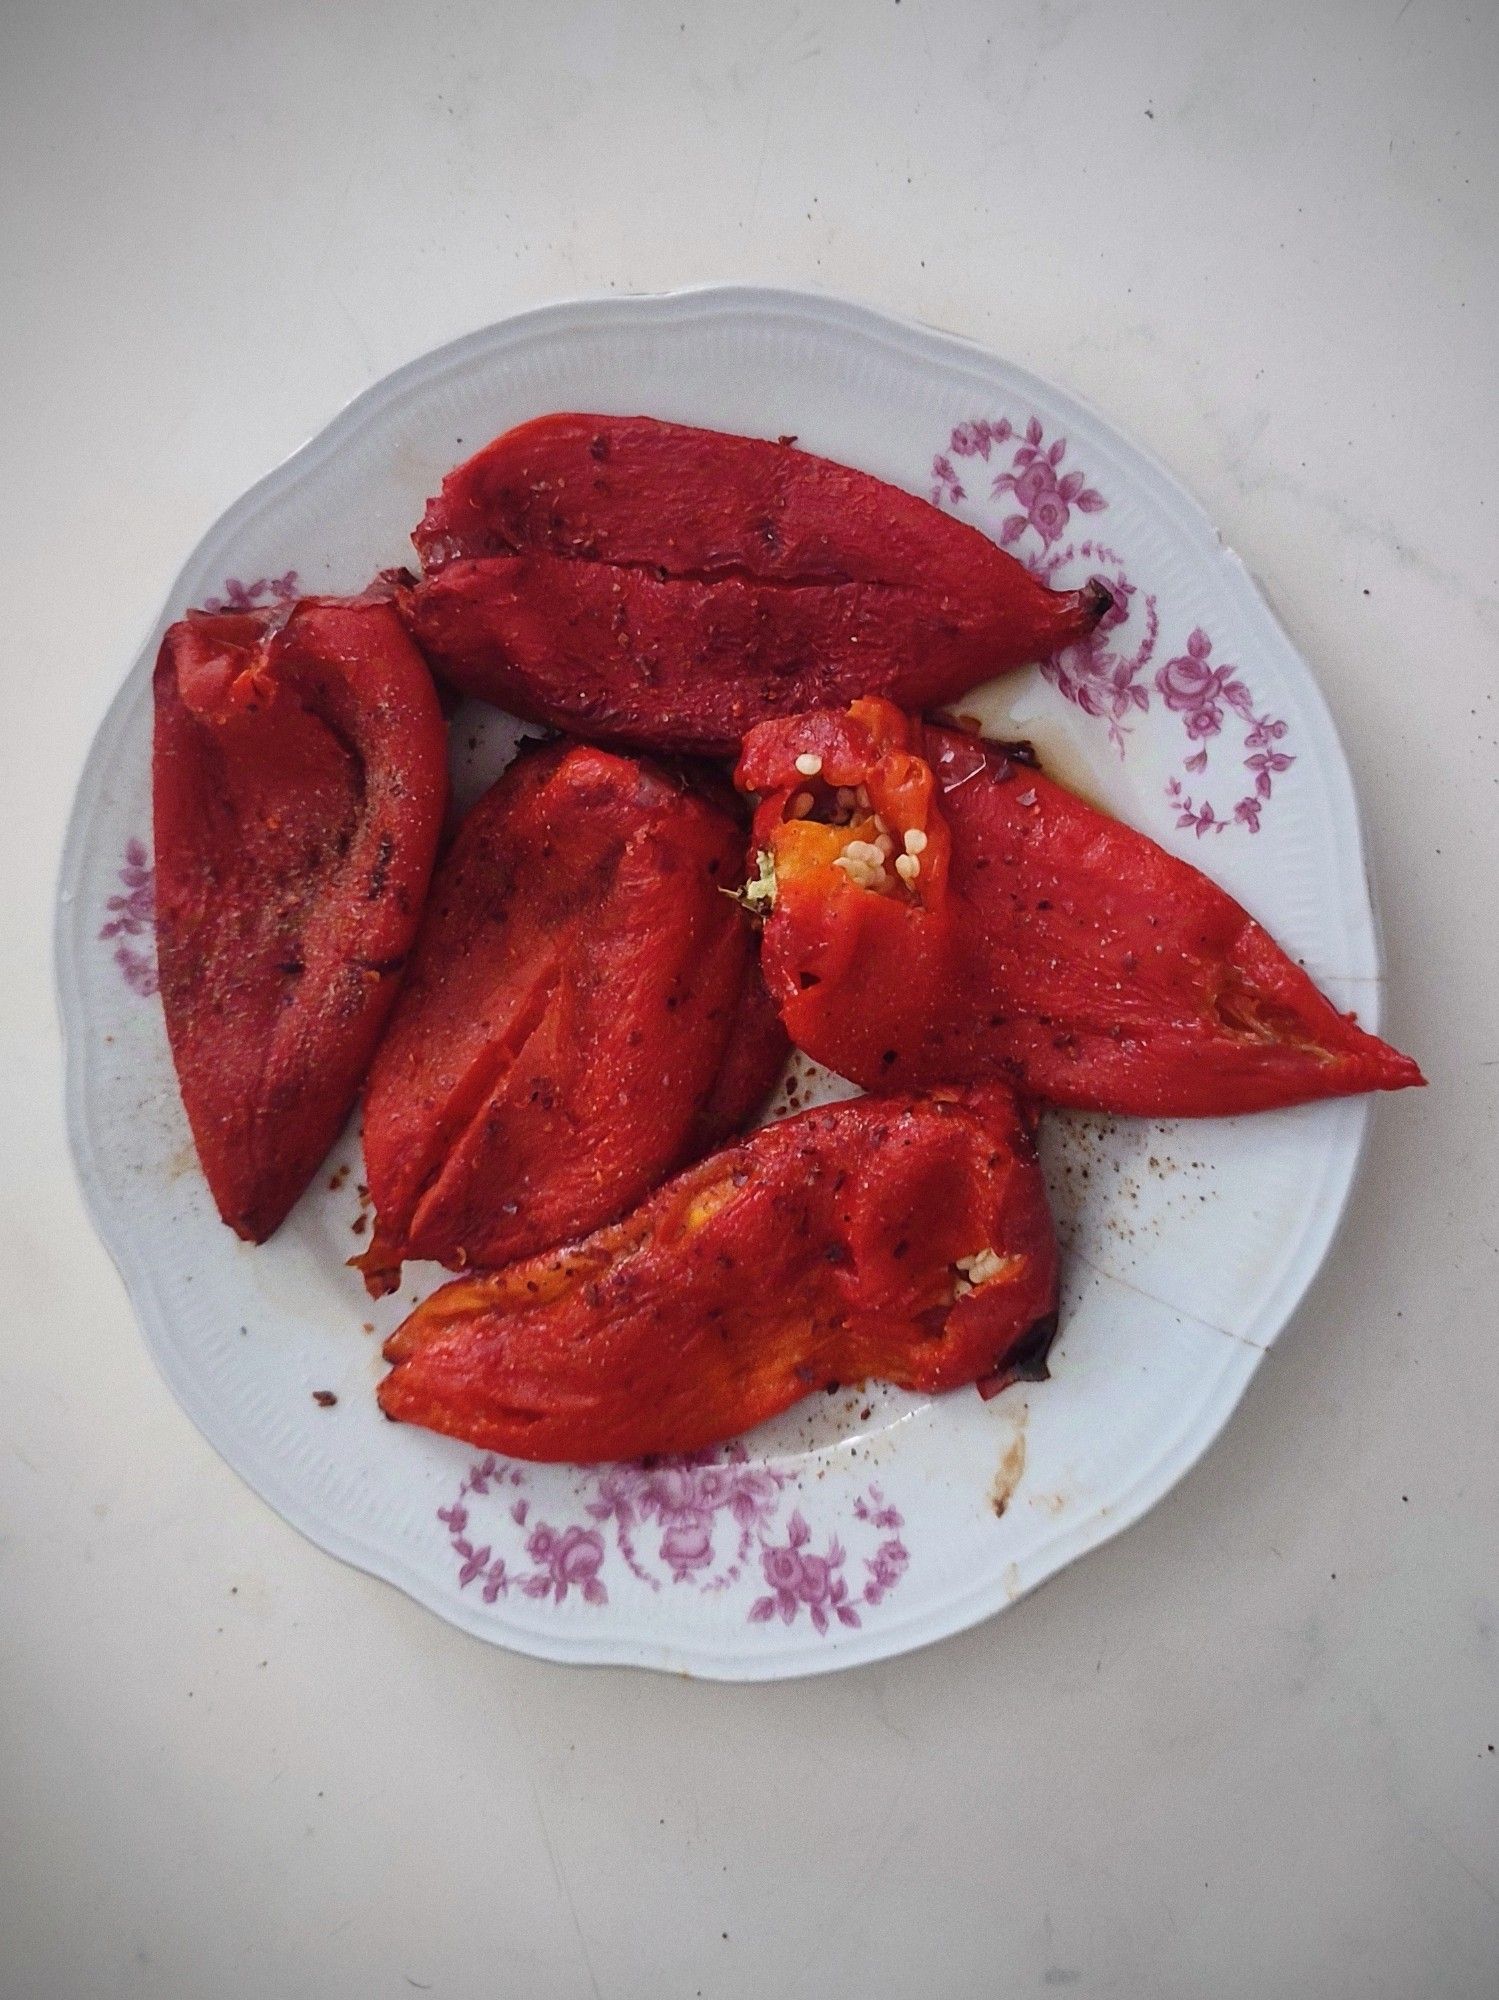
[401,414,1111,755]
[377,1087,1059,1463]
[153,597,448,1240]
[357,741,786,1293]
[735,700,1424,1117]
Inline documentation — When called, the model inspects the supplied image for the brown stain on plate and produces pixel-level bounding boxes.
[959,668,1111,813]
[990,1405,1029,1518]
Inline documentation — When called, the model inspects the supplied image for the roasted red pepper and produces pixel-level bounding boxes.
[377,1087,1059,1462]
[153,596,447,1240]
[736,700,1424,1116]
[401,414,1111,755]
[357,740,786,1292]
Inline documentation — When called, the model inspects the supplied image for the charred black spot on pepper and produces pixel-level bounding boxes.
[367,833,394,901]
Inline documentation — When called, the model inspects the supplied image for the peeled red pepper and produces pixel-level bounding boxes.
[357,740,787,1293]
[400,414,1111,755]
[153,596,447,1241]
[377,1087,1059,1462]
[735,700,1424,1117]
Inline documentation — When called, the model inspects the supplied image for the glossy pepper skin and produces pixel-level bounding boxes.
[400,413,1112,756]
[153,596,448,1241]
[357,740,787,1294]
[735,700,1424,1117]
[377,1087,1059,1463]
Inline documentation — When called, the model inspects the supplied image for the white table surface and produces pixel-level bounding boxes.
[3,3,1496,1995]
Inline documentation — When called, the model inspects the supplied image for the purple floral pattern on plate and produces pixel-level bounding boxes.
[99,838,157,996]
[438,1446,910,1636]
[1158,629,1295,835]
[200,569,301,615]
[933,417,1293,830]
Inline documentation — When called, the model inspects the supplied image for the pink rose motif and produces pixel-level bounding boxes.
[1155,630,1245,742]
[763,1544,802,1596]
[1152,628,1292,837]
[748,1512,861,1633]
[942,414,1103,545]
[1027,487,1071,544]
[1013,459,1057,508]
[796,1553,831,1602]
[985,425,1106,550]
[554,1527,606,1595]
[526,1522,607,1604]
[1183,704,1221,740]
[660,1518,715,1576]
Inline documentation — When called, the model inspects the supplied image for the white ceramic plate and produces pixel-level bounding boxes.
[57,287,1384,1678]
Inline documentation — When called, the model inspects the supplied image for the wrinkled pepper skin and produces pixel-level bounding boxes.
[357,741,787,1293]
[736,700,1424,1117]
[377,1087,1059,1463]
[401,414,1111,755]
[153,597,448,1241]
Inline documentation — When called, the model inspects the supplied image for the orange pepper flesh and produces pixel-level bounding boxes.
[377,1086,1059,1462]
[736,699,1424,1117]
